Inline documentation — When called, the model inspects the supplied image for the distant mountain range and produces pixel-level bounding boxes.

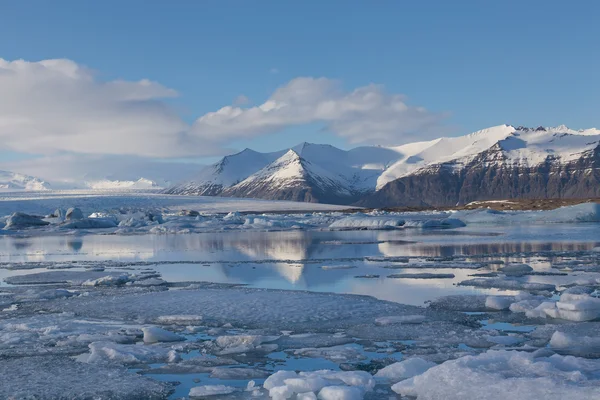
[0,170,50,191]
[165,125,600,207]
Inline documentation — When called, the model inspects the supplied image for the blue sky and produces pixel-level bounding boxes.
[0,0,598,178]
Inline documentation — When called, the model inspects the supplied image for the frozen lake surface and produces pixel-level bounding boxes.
[2,193,600,399]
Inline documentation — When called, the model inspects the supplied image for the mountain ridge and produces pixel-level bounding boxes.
[165,124,600,206]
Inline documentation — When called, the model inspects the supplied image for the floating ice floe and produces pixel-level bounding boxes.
[142,326,185,344]
[80,341,180,365]
[264,370,374,400]
[374,315,427,325]
[3,212,49,229]
[155,315,203,325]
[329,215,406,230]
[189,384,237,397]
[375,357,436,382]
[392,350,600,399]
[549,331,600,357]
[454,202,600,225]
[543,292,600,322]
[214,334,280,355]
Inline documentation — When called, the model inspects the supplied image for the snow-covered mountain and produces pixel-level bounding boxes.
[165,143,401,204]
[166,125,600,206]
[0,170,50,191]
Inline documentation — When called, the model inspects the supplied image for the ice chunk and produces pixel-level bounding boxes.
[374,315,427,325]
[298,392,318,400]
[3,212,49,229]
[156,315,203,325]
[60,217,118,229]
[375,358,436,382]
[329,216,405,230]
[264,370,299,390]
[392,350,600,399]
[214,334,279,354]
[318,386,364,400]
[82,274,132,287]
[65,207,84,220]
[543,293,600,322]
[293,346,367,363]
[403,218,466,229]
[525,301,556,319]
[142,326,185,344]
[265,370,374,400]
[84,341,180,365]
[485,296,514,310]
[549,331,600,357]
[189,385,236,397]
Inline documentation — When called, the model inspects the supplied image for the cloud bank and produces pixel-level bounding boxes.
[0,58,447,159]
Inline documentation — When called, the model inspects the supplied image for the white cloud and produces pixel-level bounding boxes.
[0,58,213,157]
[191,77,447,146]
[0,59,447,159]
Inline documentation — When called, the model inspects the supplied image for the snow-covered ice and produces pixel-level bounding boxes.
[392,350,600,400]
[1,192,600,399]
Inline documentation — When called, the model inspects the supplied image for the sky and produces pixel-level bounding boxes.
[0,0,598,184]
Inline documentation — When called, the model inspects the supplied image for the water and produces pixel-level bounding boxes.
[1,224,599,305]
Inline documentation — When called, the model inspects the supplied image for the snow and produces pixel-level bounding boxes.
[392,350,600,400]
[0,190,346,217]
[3,212,49,229]
[81,341,180,364]
[485,296,514,310]
[317,386,364,400]
[85,177,161,190]
[264,370,374,400]
[454,203,600,225]
[379,124,600,188]
[542,292,600,322]
[142,326,185,344]
[374,315,427,325]
[155,315,203,325]
[0,356,170,399]
[189,385,237,397]
[375,358,436,382]
[214,334,280,354]
[549,331,600,356]
[0,169,50,191]
[65,207,84,220]
[329,215,405,230]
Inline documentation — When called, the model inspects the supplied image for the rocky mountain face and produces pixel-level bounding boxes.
[361,144,600,207]
[166,125,600,207]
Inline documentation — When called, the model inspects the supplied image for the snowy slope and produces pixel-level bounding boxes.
[167,143,402,199]
[0,170,50,191]
[166,125,600,205]
[377,125,600,188]
[222,150,357,203]
[164,149,286,195]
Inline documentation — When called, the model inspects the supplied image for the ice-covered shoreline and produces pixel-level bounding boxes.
[0,191,599,237]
